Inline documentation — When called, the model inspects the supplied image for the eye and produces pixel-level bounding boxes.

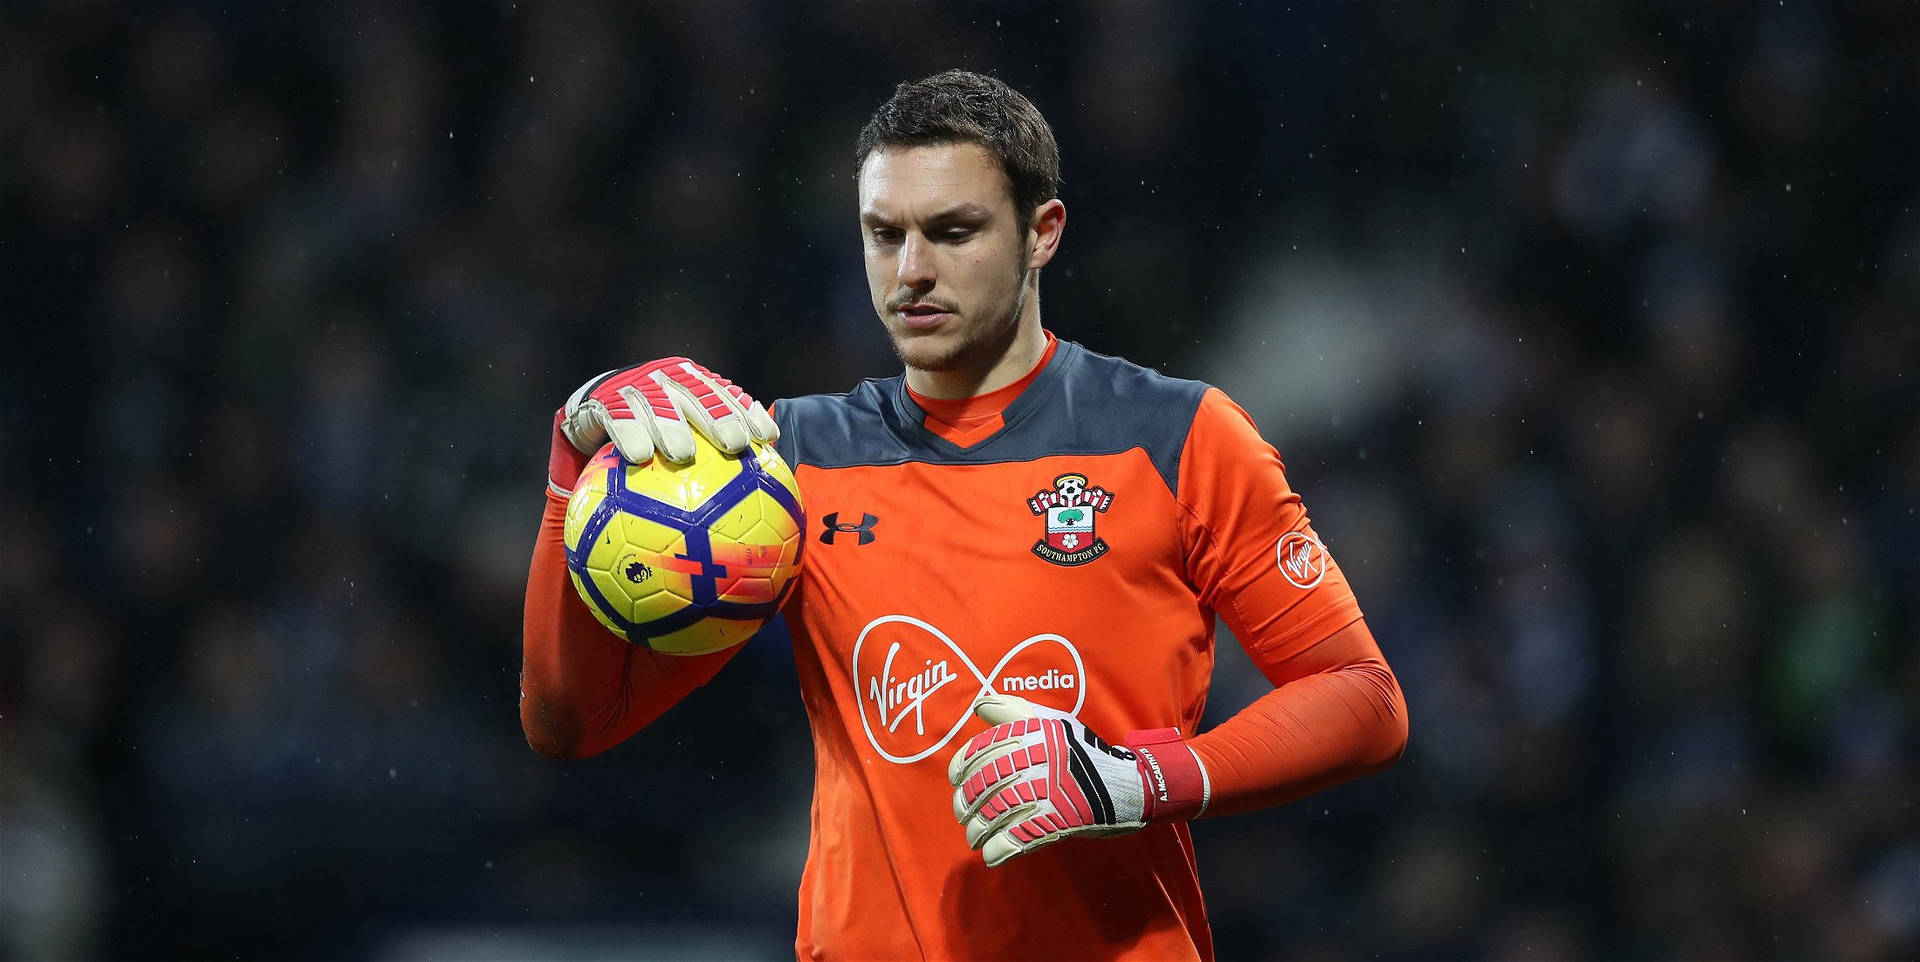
[870,227,904,244]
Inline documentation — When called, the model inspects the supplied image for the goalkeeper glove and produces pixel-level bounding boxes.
[548,357,779,495]
[948,693,1209,868]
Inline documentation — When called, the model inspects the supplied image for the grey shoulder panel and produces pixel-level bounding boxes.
[774,378,915,470]
[1027,342,1210,494]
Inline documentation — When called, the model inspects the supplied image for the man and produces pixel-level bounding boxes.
[522,70,1407,961]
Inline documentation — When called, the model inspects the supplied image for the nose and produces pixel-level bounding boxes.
[896,233,935,292]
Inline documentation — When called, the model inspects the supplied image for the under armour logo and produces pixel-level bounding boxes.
[820,512,879,545]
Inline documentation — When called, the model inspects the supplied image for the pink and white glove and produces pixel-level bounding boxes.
[948,694,1210,868]
[547,357,779,495]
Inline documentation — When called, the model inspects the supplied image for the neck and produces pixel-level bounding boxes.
[905,295,1047,400]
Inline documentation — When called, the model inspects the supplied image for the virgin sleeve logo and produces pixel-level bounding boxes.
[1276,531,1329,589]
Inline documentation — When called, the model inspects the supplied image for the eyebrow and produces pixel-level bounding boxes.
[860,202,997,228]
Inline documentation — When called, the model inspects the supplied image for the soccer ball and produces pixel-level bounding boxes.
[562,435,805,655]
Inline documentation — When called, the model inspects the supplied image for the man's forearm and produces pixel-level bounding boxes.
[520,492,737,758]
[1188,624,1408,818]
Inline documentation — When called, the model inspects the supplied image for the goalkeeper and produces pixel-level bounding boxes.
[522,70,1407,962]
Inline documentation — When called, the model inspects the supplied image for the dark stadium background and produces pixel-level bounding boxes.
[3,2,1916,959]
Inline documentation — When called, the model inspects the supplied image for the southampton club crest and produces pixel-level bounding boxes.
[1027,473,1115,566]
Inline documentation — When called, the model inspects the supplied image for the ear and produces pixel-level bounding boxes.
[1027,199,1066,270]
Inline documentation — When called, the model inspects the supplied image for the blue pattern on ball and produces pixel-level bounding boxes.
[564,450,804,645]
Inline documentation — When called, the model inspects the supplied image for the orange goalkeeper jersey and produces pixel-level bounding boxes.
[770,339,1370,961]
[520,337,1403,962]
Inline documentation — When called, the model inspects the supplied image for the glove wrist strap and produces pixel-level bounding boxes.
[1124,728,1208,822]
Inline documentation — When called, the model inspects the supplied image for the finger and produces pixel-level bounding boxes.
[971,693,1040,727]
[963,797,1038,851]
[949,736,1017,797]
[948,717,1027,785]
[950,740,1031,819]
[676,361,755,421]
[562,400,612,456]
[958,757,1045,837]
[744,399,780,444]
[982,826,1071,868]
[982,833,1024,868]
[620,384,695,464]
[658,366,752,455]
[594,403,654,463]
[642,375,720,460]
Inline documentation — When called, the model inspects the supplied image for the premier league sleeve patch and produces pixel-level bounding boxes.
[1027,473,1114,566]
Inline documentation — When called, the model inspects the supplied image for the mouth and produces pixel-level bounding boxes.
[895,302,955,330]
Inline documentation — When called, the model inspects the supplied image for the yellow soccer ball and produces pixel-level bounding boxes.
[562,435,804,655]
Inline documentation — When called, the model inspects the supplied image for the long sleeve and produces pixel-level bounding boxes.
[1175,388,1408,815]
[1188,620,1406,817]
[520,489,742,758]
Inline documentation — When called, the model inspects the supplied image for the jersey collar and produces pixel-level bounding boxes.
[891,334,1079,457]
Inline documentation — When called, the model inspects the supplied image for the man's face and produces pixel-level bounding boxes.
[858,143,1039,377]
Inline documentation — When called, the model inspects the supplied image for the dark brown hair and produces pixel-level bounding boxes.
[855,70,1061,222]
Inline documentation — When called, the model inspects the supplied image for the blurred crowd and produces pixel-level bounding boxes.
[3,2,1915,960]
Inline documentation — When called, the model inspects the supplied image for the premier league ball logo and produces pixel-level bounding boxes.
[1026,472,1115,566]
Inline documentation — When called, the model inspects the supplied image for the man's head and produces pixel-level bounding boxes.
[855,71,1066,394]
[855,70,1060,227]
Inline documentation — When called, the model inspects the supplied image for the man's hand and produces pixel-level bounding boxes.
[548,358,779,494]
[947,694,1210,868]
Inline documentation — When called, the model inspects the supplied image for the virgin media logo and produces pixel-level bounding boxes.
[853,615,1086,765]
